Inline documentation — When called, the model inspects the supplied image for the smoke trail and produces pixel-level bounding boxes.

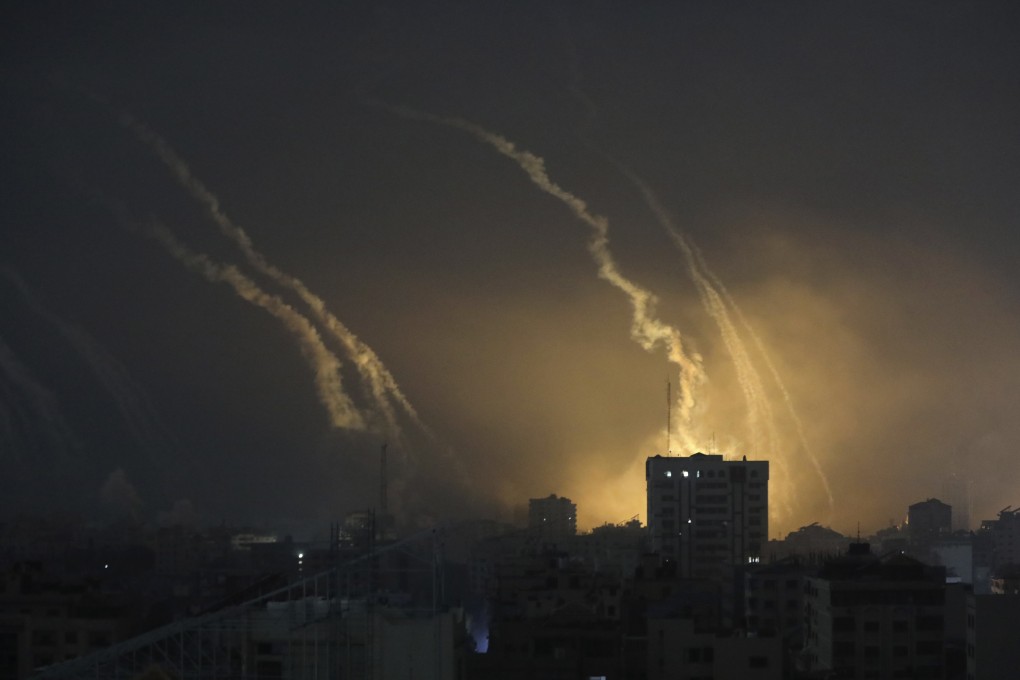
[625,173,776,450]
[620,173,793,521]
[379,102,705,449]
[145,222,366,432]
[554,39,832,518]
[1,268,177,464]
[690,242,835,514]
[118,113,423,445]
[625,171,834,518]
[0,333,79,461]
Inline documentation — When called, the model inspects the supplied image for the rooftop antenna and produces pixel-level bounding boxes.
[666,379,671,455]
[380,443,389,517]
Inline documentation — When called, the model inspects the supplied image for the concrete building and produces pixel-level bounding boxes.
[647,617,782,680]
[908,498,953,546]
[803,543,946,679]
[646,453,768,579]
[965,593,1020,680]
[745,557,816,654]
[568,519,647,579]
[978,506,1020,573]
[0,563,136,678]
[769,523,849,561]
[528,495,577,543]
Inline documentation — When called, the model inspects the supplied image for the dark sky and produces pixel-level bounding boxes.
[1,1,1018,536]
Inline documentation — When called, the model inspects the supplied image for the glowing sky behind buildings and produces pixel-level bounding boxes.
[2,2,1019,537]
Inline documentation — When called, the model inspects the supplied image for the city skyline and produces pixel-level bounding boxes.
[2,3,1020,536]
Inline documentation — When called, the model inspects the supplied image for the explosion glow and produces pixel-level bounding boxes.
[2,4,1019,538]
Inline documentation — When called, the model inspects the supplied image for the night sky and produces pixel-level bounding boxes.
[2,2,1019,537]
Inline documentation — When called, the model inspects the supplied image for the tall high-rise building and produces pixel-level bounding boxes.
[646,452,769,579]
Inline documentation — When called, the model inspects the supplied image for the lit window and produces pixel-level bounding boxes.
[665,471,672,478]
[682,470,689,478]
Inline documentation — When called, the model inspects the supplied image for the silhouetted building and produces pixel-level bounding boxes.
[802,543,946,679]
[528,495,576,542]
[978,506,1020,574]
[569,520,647,578]
[647,617,782,680]
[0,563,137,678]
[646,453,768,579]
[908,498,952,546]
[965,593,1020,680]
[769,523,849,561]
[745,557,817,656]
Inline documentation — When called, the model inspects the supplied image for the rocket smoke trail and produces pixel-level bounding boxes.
[119,113,424,445]
[146,222,366,432]
[554,46,833,520]
[691,242,836,514]
[625,173,777,450]
[1,268,176,465]
[626,172,834,517]
[381,103,705,449]
[0,333,79,461]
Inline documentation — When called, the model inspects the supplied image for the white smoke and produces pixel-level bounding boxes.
[119,112,425,447]
[380,102,706,451]
[146,222,366,432]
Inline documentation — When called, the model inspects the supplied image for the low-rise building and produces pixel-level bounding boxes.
[803,543,946,679]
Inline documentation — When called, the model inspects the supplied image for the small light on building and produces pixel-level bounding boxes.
[682,470,689,478]
[665,471,672,478]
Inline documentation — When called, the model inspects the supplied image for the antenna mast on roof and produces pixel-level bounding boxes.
[666,379,671,456]
[380,443,388,517]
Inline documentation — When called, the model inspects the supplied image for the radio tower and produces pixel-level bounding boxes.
[380,443,389,516]
[666,380,672,455]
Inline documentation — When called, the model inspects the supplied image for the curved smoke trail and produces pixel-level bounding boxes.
[146,222,366,432]
[622,173,777,449]
[556,41,834,520]
[380,102,705,450]
[119,113,425,446]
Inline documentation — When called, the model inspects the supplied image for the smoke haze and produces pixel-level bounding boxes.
[1,2,1019,535]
